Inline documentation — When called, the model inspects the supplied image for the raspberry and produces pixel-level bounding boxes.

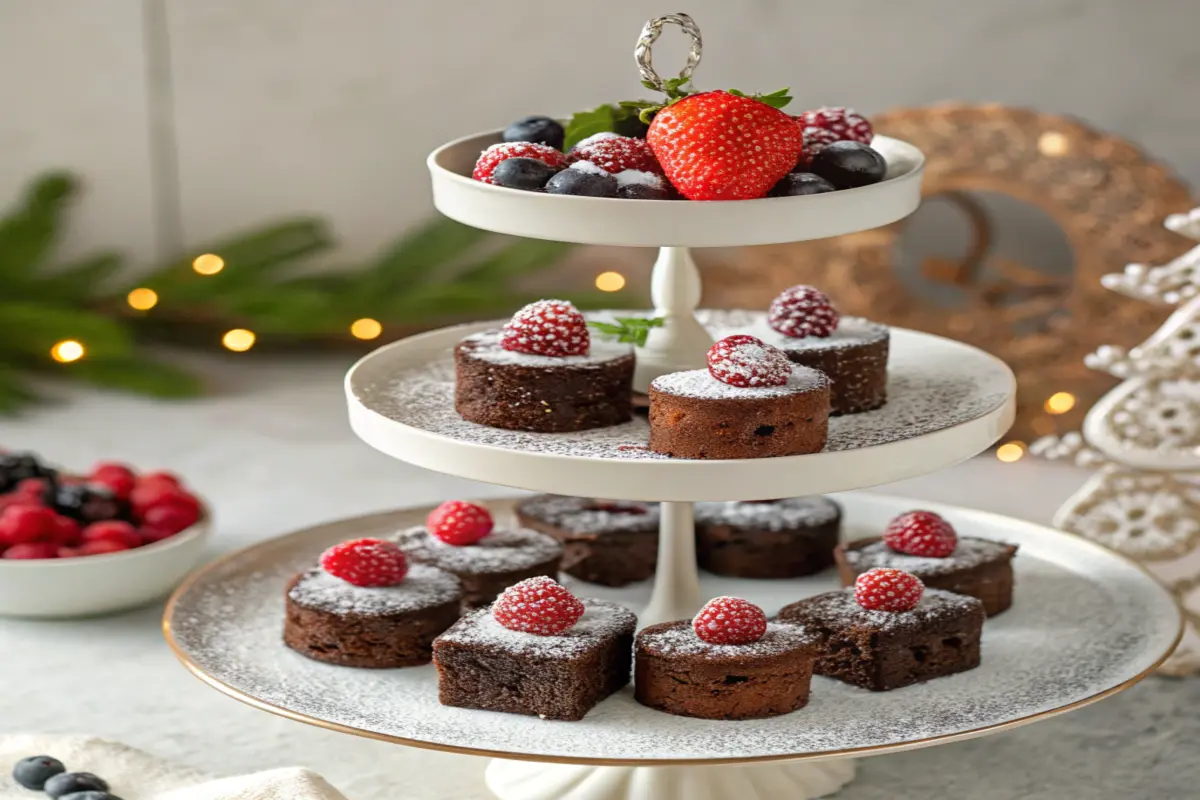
[500,299,590,357]
[472,142,566,185]
[693,596,767,645]
[567,135,662,175]
[706,334,792,388]
[82,520,142,549]
[426,500,493,546]
[2,542,58,559]
[0,505,57,545]
[492,576,584,635]
[798,107,873,145]
[90,464,136,500]
[320,538,409,587]
[57,546,82,558]
[798,126,841,166]
[16,478,50,497]
[882,510,958,558]
[131,483,199,519]
[78,538,133,556]
[767,285,840,339]
[855,568,924,612]
[47,514,82,546]
[141,500,201,536]
[139,471,181,487]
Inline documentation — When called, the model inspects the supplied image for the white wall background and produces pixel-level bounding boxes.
[2,0,1197,269]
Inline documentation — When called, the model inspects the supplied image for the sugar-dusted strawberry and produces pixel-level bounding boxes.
[767,285,840,339]
[647,91,801,200]
[500,299,590,357]
[472,142,566,185]
[883,510,958,558]
[492,576,585,635]
[855,568,924,612]
[320,538,409,587]
[707,334,792,388]
[426,500,493,546]
[693,596,767,645]
[797,107,873,145]
[567,135,662,175]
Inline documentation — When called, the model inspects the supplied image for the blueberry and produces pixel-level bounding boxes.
[618,182,673,200]
[43,771,108,797]
[60,793,123,800]
[769,172,836,197]
[502,116,565,150]
[50,483,125,523]
[491,157,558,191]
[0,451,56,493]
[808,141,887,189]
[12,755,66,789]
[546,168,618,198]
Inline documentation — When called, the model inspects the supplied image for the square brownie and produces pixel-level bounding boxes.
[777,588,984,691]
[433,598,636,720]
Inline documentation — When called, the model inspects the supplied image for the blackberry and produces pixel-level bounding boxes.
[0,451,56,493]
[50,483,126,523]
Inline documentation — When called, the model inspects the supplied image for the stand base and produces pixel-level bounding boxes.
[485,758,856,800]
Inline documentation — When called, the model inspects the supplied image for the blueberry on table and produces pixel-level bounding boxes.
[502,116,565,150]
[769,172,836,197]
[491,157,559,191]
[808,141,887,189]
[43,772,109,798]
[12,755,65,789]
[545,168,618,197]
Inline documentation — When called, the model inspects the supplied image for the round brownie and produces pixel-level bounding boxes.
[514,495,660,586]
[835,536,1018,617]
[283,563,462,668]
[764,317,889,415]
[648,366,831,459]
[454,330,634,432]
[695,496,841,578]
[634,620,818,720]
[394,526,562,610]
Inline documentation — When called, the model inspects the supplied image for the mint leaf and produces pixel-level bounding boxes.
[589,316,663,347]
[563,105,618,150]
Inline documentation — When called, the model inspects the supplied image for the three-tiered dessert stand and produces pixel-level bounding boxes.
[163,17,1182,800]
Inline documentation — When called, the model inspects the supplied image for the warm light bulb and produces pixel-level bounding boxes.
[222,329,256,352]
[1037,131,1070,157]
[350,318,383,340]
[193,253,225,275]
[51,340,85,363]
[595,271,626,292]
[996,441,1026,463]
[1044,391,1076,415]
[127,287,159,310]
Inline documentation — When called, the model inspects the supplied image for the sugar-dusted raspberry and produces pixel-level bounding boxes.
[692,596,767,645]
[798,107,873,145]
[492,576,585,635]
[855,568,924,612]
[426,500,493,546]
[706,334,792,388]
[767,285,840,339]
[500,299,590,357]
[568,135,662,175]
[798,126,841,166]
[473,142,566,185]
[320,538,409,587]
[883,510,958,558]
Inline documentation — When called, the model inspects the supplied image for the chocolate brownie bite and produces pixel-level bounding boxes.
[434,578,636,721]
[514,495,660,586]
[695,496,841,578]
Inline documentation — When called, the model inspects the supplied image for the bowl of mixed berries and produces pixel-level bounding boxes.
[0,450,211,618]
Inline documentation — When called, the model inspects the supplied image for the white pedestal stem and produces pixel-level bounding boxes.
[639,501,702,628]
[634,246,714,393]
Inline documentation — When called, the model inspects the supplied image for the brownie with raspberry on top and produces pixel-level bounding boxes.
[778,568,985,691]
[284,538,462,668]
[514,495,660,586]
[635,597,818,720]
[454,299,635,432]
[835,510,1018,616]
[433,577,636,721]
[394,501,562,611]
[648,334,831,459]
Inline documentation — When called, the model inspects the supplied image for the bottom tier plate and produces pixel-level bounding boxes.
[163,494,1180,766]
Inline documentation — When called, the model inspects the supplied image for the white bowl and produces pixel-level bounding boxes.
[0,509,212,618]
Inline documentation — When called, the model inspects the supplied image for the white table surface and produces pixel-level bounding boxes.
[1,352,1195,799]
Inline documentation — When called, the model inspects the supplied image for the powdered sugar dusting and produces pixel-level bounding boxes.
[844,537,1016,577]
[640,621,816,660]
[571,132,621,150]
[394,526,561,574]
[615,169,663,188]
[653,365,828,399]
[765,317,890,354]
[438,598,635,658]
[461,330,632,367]
[779,587,981,634]
[516,495,660,535]
[288,564,461,616]
[695,497,840,532]
[569,160,610,177]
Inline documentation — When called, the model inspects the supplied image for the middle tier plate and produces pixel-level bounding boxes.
[347,310,1016,501]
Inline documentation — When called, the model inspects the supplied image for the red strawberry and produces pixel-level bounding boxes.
[706,334,792,388]
[320,538,409,587]
[798,126,841,166]
[426,500,493,546]
[855,568,924,612]
[797,107,873,145]
[500,299,590,357]
[567,135,662,175]
[473,142,566,185]
[648,91,801,200]
[82,520,142,549]
[693,596,767,645]
[492,576,584,635]
[2,542,58,560]
[767,285,840,339]
[882,510,958,558]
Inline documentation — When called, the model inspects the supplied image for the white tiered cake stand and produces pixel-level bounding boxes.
[161,123,1181,800]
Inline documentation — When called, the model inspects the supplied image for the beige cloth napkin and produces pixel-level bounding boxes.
[0,735,348,800]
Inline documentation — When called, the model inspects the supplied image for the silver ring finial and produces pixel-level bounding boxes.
[635,14,702,92]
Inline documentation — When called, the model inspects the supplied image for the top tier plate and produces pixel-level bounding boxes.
[428,129,925,247]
